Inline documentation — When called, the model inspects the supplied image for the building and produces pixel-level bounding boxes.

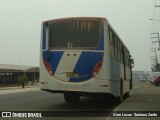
[0,64,39,85]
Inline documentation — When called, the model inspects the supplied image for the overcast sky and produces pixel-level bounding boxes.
[0,0,155,71]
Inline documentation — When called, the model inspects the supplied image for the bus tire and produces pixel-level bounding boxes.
[115,79,123,104]
[124,92,130,98]
[64,92,80,103]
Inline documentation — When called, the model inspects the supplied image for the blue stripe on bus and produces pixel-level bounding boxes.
[42,25,46,50]
[43,51,64,74]
[69,52,103,82]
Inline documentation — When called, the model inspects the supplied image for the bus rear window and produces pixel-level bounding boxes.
[48,21,100,49]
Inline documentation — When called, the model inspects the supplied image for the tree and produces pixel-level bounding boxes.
[16,75,29,85]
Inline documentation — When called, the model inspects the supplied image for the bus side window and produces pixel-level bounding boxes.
[125,50,129,67]
[117,39,120,61]
[113,35,116,58]
[121,43,124,63]
[109,29,113,44]
[109,28,114,57]
[127,51,130,67]
[114,36,119,60]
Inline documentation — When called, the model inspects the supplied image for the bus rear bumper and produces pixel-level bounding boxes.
[40,77,111,94]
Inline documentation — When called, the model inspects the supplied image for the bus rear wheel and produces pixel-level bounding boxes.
[115,80,123,104]
[64,92,80,103]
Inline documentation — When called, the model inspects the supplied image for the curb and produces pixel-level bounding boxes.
[0,86,40,90]
[0,87,40,95]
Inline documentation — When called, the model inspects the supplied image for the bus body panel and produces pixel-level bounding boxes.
[110,58,120,97]
[42,77,111,93]
[42,51,104,82]
[40,17,133,98]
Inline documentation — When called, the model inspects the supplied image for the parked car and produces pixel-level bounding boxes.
[150,75,160,86]
[150,76,156,82]
[139,75,147,82]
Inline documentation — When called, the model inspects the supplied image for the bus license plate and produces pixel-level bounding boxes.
[67,72,79,78]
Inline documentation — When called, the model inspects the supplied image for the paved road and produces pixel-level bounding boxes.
[108,81,160,120]
[0,90,118,120]
[0,78,144,120]
[0,90,116,111]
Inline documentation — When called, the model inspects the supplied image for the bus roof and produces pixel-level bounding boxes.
[43,17,106,23]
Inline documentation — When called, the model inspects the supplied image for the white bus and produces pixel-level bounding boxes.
[40,17,134,103]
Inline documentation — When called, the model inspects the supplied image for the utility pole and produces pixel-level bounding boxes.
[150,4,160,71]
[151,48,159,71]
[151,32,160,50]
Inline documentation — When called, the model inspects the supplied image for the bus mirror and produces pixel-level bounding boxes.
[130,55,134,68]
[130,58,134,68]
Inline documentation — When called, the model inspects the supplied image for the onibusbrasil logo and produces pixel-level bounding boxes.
[1,112,42,118]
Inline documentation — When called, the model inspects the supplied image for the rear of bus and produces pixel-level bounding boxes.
[40,17,110,102]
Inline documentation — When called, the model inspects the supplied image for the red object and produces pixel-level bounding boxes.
[44,60,53,75]
[93,61,103,75]
[154,76,160,83]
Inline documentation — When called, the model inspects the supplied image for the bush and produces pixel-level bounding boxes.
[16,75,29,84]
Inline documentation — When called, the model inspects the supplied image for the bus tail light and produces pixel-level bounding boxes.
[44,60,53,75]
[93,61,102,76]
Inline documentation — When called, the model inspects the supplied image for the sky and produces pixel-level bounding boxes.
[0,0,156,71]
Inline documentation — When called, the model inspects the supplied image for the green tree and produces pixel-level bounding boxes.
[16,75,29,85]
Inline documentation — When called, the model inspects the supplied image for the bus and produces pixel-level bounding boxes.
[40,17,134,103]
